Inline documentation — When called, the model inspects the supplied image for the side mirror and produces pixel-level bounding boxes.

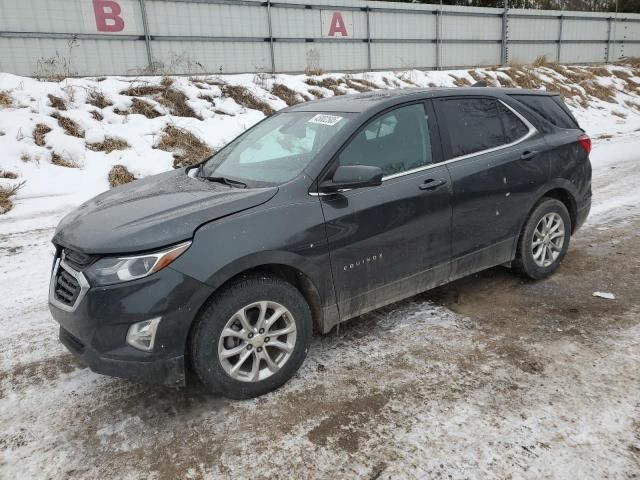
[319,165,383,193]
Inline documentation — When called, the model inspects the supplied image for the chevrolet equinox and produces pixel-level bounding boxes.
[50,88,592,398]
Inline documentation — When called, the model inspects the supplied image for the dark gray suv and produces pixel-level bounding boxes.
[49,88,592,398]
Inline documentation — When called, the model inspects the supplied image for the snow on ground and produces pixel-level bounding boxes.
[1,65,640,478]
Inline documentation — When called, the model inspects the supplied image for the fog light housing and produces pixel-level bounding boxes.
[126,318,161,352]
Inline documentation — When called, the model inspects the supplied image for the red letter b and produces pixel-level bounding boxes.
[93,0,125,32]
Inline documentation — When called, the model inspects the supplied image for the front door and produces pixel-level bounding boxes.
[318,102,453,321]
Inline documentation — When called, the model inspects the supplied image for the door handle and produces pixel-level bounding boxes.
[419,178,447,191]
[520,150,538,161]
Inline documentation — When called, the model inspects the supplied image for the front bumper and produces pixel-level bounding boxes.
[59,326,185,386]
[49,264,214,387]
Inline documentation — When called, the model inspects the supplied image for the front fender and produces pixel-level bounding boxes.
[168,199,335,309]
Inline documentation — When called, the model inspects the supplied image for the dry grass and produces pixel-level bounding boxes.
[271,83,301,106]
[113,107,129,116]
[108,165,136,188]
[351,78,378,90]
[625,99,640,110]
[305,77,346,96]
[48,94,67,110]
[87,90,112,109]
[222,85,275,116]
[160,76,174,87]
[0,90,12,107]
[51,152,79,168]
[0,181,25,214]
[51,112,84,138]
[0,170,18,179]
[33,123,52,146]
[87,136,130,153]
[159,88,200,118]
[619,57,640,69]
[612,110,627,118]
[304,66,325,76]
[156,125,214,169]
[345,78,375,93]
[531,55,554,68]
[308,87,326,99]
[468,70,499,87]
[611,69,633,81]
[121,83,199,118]
[121,85,165,97]
[130,98,161,119]
[450,75,471,87]
[199,94,216,104]
[590,66,610,77]
[90,110,104,121]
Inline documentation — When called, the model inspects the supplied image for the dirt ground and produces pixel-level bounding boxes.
[0,216,637,480]
[2,151,640,478]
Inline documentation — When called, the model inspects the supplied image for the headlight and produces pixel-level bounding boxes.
[85,241,191,286]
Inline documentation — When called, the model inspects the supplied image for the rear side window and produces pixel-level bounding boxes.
[499,102,529,143]
[510,94,578,129]
[437,98,505,158]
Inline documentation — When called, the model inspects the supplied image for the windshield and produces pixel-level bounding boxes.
[200,112,352,186]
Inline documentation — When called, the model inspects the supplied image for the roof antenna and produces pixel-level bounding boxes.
[472,81,487,87]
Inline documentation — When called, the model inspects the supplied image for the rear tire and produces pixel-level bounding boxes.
[190,275,313,399]
[512,198,571,280]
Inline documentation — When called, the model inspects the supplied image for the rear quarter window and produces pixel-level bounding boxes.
[509,94,579,129]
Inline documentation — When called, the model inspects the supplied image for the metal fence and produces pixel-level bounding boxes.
[1,0,640,77]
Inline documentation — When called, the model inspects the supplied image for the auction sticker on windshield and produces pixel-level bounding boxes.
[309,114,343,126]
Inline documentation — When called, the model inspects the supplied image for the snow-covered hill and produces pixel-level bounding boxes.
[1,63,639,233]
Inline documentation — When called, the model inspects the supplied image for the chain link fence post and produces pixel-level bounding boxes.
[557,14,563,64]
[366,6,372,71]
[436,9,441,70]
[267,1,276,73]
[138,0,153,71]
[500,0,509,65]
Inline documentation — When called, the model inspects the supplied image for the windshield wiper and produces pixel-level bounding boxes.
[202,176,247,189]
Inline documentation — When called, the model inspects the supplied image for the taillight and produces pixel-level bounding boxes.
[578,134,591,155]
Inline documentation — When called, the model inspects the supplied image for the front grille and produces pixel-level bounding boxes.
[50,256,88,311]
[54,267,81,306]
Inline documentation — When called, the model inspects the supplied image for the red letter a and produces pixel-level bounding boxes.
[328,12,348,37]
[93,0,125,32]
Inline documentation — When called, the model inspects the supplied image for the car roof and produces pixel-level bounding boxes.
[286,87,556,114]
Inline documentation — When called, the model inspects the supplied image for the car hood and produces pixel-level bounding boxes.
[53,169,278,254]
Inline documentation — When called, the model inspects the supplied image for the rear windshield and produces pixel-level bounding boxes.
[509,94,579,130]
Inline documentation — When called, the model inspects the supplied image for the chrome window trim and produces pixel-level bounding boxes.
[382,100,537,181]
[49,256,90,312]
[309,99,537,195]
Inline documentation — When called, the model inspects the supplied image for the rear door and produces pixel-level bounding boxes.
[434,96,548,279]
[318,101,452,321]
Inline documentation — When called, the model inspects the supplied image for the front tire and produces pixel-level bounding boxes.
[190,275,312,399]
[513,198,571,280]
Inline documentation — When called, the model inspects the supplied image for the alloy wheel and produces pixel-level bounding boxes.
[218,301,297,382]
[531,212,565,268]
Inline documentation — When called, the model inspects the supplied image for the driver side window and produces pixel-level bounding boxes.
[339,103,432,177]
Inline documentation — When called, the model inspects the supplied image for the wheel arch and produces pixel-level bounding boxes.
[519,181,579,237]
[191,254,327,338]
